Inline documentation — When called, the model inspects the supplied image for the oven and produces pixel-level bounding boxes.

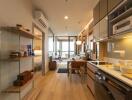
[94,70,132,100]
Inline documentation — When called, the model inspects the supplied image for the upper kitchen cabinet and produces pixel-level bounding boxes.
[100,16,108,40]
[108,0,123,13]
[93,2,100,25]
[100,0,108,20]
[93,23,100,42]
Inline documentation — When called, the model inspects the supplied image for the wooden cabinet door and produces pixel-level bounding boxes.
[100,0,108,20]
[93,23,100,41]
[93,2,100,25]
[87,75,95,95]
[108,0,123,13]
[87,62,97,73]
[99,16,108,40]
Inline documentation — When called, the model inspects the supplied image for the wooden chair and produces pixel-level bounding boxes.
[69,60,87,80]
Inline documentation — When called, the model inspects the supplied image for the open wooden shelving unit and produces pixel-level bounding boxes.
[2,79,33,93]
[0,56,41,62]
[0,26,42,39]
[0,27,34,38]
[0,26,35,100]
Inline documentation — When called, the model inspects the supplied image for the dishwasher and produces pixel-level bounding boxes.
[94,70,132,100]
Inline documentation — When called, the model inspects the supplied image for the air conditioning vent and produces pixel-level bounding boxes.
[38,19,47,28]
[34,11,48,29]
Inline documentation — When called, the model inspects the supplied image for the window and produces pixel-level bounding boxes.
[51,36,77,58]
[62,41,68,51]
[70,41,75,51]
[48,37,53,52]
[48,37,54,56]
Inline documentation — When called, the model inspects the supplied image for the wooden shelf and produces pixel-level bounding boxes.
[0,56,35,62]
[2,79,33,93]
[110,7,132,24]
[0,27,34,39]
[34,36,42,40]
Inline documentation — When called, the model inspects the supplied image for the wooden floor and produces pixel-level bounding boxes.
[35,71,94,100]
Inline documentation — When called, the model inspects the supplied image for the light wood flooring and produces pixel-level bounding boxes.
[34,71,94,100]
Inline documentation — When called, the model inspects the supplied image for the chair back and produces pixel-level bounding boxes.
[71,61,87,69]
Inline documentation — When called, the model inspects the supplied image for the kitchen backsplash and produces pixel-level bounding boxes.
[104,57,132,64]
[106,37,132,60]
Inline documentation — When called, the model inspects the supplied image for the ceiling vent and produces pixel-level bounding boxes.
[34,11,48,28]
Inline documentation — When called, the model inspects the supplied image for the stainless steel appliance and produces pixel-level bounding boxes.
[113,16,132,34]
[95,70,132,100]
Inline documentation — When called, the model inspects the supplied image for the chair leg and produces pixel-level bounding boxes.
[80,67,86,83]
[69,68,72,80]
[67,68,69,77]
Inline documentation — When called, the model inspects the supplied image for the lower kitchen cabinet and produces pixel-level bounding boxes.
[87,62,97,96]
[87,75,95,95]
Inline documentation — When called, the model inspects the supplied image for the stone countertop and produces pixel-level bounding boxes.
[87,61,132,87]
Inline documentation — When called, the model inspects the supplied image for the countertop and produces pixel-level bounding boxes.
[87,61,132,87]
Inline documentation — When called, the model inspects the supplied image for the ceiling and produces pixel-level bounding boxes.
[33,0,98,36]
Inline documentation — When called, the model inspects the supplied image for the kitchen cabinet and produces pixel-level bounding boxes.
[99,16,108,40]
[87,62,98,96]
[93,2,100,25]
[87,75,95,95]
[108,0,123,13]
[93,23,100,41]
[100,0,108,20]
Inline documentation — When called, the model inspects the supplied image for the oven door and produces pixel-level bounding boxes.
[94,74,115,100]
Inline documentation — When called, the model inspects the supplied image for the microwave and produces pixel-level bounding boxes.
[113,16,132,34]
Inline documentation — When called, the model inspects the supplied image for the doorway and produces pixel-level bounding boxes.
[33,25,45,87]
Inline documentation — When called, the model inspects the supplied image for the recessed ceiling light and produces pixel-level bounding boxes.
[64,16,69,20]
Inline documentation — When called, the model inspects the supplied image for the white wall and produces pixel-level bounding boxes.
[0,0,50,74]
[0,0,33,100]
[0,0,32,31]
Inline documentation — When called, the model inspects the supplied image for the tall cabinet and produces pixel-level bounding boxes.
[0,27,35,100]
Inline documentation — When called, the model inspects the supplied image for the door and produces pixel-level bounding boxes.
[100,0,108,20]
[99,16,108,40]
[93,23,100,42]
[93,2,100,25]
